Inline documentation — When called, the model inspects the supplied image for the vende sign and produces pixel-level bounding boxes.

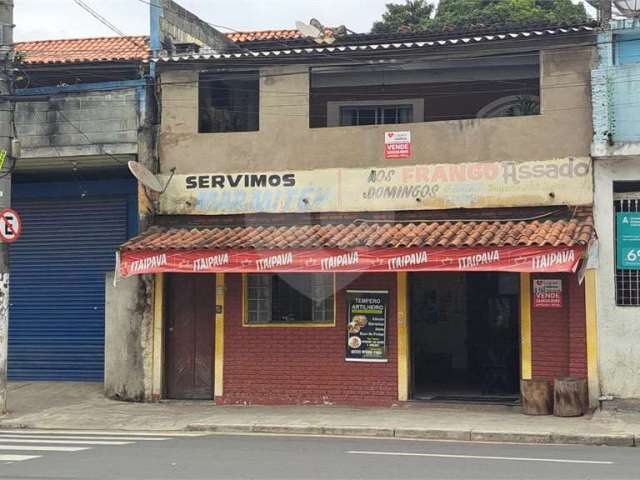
[533,279,563,308]
[384,131,412,159]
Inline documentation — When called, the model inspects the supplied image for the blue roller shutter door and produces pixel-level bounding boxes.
[8,196,129,381]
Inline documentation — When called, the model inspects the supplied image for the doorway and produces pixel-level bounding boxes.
[410,272,520,402]
[164,274,216,400]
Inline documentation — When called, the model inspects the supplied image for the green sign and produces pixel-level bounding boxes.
[617,212,640,269]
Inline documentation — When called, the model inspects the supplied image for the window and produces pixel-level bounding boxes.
[198,71,259,133]
[615,34,640,66]
[310,56,541,128]
[245,273,334,325]
[615,189,640,306]
[339,104,414,126]
[326,99,423,128]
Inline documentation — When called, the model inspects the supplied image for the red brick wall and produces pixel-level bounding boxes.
[531,273,587,382]
[218,272,398,406]
[567,276,587,379]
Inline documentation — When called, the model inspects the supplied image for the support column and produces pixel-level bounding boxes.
[214,273,225,399]
[0,0,14,415]
[151,273,164,401]
[397,272,410,401]
[520,273,532,380]
[585,269,600,407]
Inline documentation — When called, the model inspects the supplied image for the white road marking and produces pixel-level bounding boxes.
[0,439,133,445]
[347,450,614,465]
[0,454,42,462]
[0,429,203,437]
[0,445,89,452]
[0,430,182,465]
[0,435,169,441]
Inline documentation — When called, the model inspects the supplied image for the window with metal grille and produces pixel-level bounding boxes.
[245,273,334,324]
[339,104,414,126]
[614,188,640,306]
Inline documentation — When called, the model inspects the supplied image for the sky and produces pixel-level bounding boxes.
[14,0,596,42]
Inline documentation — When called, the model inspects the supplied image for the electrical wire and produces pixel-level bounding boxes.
[16,28,640,89]
[71,0,147,52]
[54,109,128,167]
[353,209,567,225]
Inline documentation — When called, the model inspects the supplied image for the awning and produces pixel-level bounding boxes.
[119,213,594,276]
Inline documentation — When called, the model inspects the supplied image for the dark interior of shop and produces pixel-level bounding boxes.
[410,272,520,404]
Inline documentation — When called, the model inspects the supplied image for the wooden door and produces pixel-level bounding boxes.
[165,274,216,399]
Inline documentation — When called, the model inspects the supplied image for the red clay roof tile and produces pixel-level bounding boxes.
[121,215,594,253]
[15,36,149,64]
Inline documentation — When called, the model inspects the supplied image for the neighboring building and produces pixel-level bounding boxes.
[591,19,640,402]
[111,5,600,406]
[8,37,153,381]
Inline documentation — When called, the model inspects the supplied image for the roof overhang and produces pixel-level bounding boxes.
[118,214,594,277]
[151,25,597,67]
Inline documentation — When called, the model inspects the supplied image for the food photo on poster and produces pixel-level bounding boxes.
[345,290,388,362]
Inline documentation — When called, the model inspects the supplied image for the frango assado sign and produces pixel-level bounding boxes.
[158,157,592,215]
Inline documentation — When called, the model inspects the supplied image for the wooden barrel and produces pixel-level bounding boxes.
[553,377,588,417]
[520,379,553,415]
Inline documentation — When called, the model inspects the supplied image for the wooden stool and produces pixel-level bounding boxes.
[554,377,588,417]
[520,379,553,415]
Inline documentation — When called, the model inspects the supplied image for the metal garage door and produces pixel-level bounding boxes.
[8,196,129,381]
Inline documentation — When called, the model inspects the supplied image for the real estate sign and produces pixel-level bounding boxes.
[533,279,563,308]
[384,131,412,159]
[617,212,640,270]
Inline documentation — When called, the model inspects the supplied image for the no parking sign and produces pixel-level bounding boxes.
[0,208,21,243]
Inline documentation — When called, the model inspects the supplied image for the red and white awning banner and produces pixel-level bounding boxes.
[119,245,584,277]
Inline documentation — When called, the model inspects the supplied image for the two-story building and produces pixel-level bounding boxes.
[9,37,153,382]
[113,13,600,406]
[591,18,640,404]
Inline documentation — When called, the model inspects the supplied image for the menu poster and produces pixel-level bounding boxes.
[345,290,389,362]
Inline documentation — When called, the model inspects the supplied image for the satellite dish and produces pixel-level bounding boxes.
[296,20,322,39]
[614,0,640,17]
[128,161,163,192]
[295,18,347,44]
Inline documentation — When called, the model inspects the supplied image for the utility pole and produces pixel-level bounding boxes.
[0,0,13,415]
[601,0,612,25]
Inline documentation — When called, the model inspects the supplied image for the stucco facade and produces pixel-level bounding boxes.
[159,47,595,175]
[591,20,640,402]
[594,157,640,400]
[117,25,600,406]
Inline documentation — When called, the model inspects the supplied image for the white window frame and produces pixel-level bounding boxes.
[243,273,336,327]
[326,98,424,127]
[614,192,640,307]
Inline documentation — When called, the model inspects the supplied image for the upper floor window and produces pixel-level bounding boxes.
[330,100,421,127]
[198,71,259,133]
[615,34,640,65]
[310,54,540,128]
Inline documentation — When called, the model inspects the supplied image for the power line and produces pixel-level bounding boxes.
[70,0,149,52]
[72,0,128,37]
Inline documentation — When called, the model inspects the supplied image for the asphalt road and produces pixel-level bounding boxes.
[0,430,639,480]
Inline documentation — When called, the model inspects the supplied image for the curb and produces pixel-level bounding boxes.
[2,422,636,447]
[394,428,471,441]
[184,423,638,447]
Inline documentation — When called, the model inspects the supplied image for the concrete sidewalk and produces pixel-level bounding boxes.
[1,382,639,447]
